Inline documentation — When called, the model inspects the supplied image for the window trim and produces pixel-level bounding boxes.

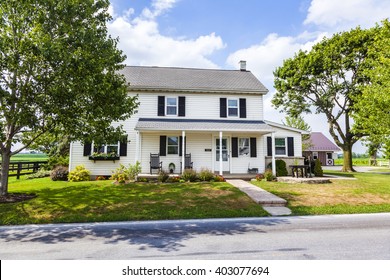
[227,98,239,117]
[167,136,179,155]
[238,137,250,157]
[165,96,178,116]
[92,141,120,155]
[275,137,287,156]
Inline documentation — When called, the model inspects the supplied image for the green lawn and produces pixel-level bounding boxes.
[9,153,48,162]
[0,176,269,225]
[252,171,390,215]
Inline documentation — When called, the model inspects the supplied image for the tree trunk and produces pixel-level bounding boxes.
[0,151,11,196]
[341,146,355,172]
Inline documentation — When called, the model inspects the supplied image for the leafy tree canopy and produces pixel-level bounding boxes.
[272,22,383,171]
[0,0,138,195]
[353,20,390,140]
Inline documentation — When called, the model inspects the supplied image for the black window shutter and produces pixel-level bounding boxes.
[119,136,128,156]
[158,96,165,116]
[287,137,294,156]
[267,137,272,156]
[220,98,227,118]
[159,136,167,156]
[232,137,238,158]
[83,142,91,156]
[250,137,257,157]
[178,96,186,117]
[239,98,247,118]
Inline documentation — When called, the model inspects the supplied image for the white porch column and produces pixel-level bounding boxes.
[219,131,223,176]
[271,132,276,176]
[182,130,185,174]
[135,131,140,164]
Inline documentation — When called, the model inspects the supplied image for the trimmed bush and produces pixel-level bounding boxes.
[267,159,288,177]
[50,165,69,181]
[214,175,225,182]
[314,159,323,177]
[68,165,91,182]
[110,164,129,184]
[181,169,197,182]
[198,168,214,181]
[264,169,274,181]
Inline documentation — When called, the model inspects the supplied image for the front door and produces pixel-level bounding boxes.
[215,137,230,172]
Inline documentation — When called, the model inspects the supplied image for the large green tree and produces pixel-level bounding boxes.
[0,0,138,196]
[272,25,379,172]
[282,115,311,151]
[353,20,390,139]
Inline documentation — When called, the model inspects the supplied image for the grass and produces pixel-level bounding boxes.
[0,176,269,225]
[9,153,48,162]
[252,171,390,215]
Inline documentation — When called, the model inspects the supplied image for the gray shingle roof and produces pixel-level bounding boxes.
[135,118,275,132]
[119,66,268,94]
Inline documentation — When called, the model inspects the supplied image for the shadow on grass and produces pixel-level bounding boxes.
[0,217,291,254]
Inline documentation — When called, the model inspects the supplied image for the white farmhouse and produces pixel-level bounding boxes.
[69,62,306,177]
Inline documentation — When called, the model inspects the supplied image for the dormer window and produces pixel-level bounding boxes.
[166,97,177,116]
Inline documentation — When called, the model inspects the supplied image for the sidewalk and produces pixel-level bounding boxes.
[226,179,291,216]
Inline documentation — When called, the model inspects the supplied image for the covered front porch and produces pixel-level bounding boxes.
[134,118,278,176]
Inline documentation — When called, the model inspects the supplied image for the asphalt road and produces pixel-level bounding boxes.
[1,213,390,260]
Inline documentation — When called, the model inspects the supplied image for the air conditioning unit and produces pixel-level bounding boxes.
[326,159,334,166]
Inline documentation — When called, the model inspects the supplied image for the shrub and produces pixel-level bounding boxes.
[264,169,274,181]
[110,164,129,183]
[267,159,288,177]
[214,175,225,182]
[44,155,69,170]
[68,165,91,182]
[96,176,108,181]
[127,161,142,181]
[314,159,323,177]
[168,176,181,183]
[50,165,69,181]
[181,169,197,182]
[198,168,214,181]
[137,177,148,183]
[157,170,169,183]
[256,173,265,181]
[27,169,51,179]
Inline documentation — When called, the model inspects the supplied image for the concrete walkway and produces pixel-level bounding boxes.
[226,179,291,216]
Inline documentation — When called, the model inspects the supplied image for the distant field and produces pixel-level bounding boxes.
[8,153,48,162]
[334,158,389,166]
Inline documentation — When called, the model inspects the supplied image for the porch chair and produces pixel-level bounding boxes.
[181,153,193,172]
[150,153,162,174]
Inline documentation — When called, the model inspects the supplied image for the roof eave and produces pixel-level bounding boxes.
[128,86,268,95]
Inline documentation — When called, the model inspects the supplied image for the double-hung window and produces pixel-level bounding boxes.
[239,138,250,156]
[228,99,238,117]
[166,97,177,116]
[93,143,119,155]
[275,138,286,156]
[167,136,179,154]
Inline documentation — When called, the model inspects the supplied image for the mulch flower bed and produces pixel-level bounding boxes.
[0,193,37,203]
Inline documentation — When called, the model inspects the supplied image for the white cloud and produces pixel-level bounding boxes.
[108,0,225,68]
[304,0,390,31]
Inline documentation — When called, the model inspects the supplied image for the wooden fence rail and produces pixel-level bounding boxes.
[0,161,48,179]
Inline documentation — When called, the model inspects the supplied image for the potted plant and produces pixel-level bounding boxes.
[169,163,175,174]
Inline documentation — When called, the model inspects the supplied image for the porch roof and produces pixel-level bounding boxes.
[135,118,275,133]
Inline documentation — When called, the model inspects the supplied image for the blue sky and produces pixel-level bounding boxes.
[107,0,390,153]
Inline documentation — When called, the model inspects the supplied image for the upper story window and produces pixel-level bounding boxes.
[228,99,238,117]
[166,97,177,116]
[275,138,286,156]
[220,98,246,118]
